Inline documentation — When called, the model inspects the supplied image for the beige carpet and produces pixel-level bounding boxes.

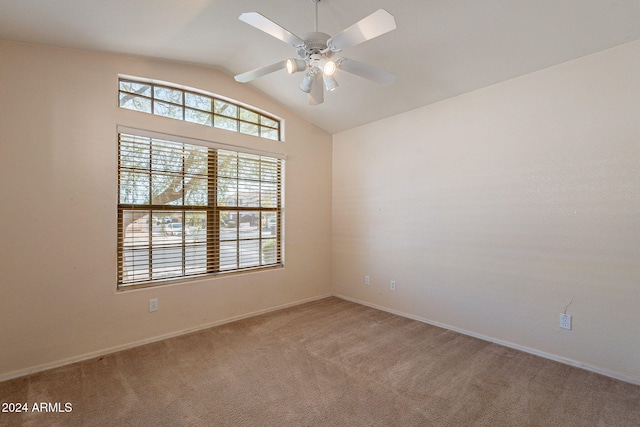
[1,297,639,426]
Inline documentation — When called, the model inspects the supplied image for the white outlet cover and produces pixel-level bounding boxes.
[559,313,571,330]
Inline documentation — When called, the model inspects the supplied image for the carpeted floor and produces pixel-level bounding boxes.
[1,296,639,426]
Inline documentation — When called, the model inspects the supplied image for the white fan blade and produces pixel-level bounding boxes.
[239,12,304,47]
[338,58,395,84]
[309,73,324,105]
[234,60,287,83]
[328,9,396,51]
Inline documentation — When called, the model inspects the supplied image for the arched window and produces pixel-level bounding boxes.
[119,78,282,141]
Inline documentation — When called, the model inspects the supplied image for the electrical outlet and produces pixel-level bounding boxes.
[149,298,158,313]
[390,280,396,291]
[365,275,370,285]
[559,313,571,330]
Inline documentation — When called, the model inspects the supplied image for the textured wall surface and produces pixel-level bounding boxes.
[333,41,640,382]
[0,39,333,379]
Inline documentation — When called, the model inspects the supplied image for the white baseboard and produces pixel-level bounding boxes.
[0,293,332,383]
[333,293,640,386]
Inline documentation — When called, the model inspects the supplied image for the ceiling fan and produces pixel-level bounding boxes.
[234,0,396,105]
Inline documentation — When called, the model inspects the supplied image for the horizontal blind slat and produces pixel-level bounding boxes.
[118,131,283,289]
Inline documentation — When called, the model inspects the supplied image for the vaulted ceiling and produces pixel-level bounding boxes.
[2,0,639,133]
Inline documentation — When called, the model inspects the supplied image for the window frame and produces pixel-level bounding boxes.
[118,78,282,142]
[117,129,284,291]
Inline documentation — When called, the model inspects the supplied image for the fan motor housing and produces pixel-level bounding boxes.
[298,32,333,58]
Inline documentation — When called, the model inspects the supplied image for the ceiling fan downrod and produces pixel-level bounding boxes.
[312,0,320,32]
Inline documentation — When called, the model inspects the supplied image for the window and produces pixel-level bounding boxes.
[117,131,283,289]
[118,78,281,141]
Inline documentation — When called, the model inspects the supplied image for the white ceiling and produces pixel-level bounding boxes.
[1,0,639,134]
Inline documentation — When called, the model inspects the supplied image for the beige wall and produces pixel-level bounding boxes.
[2,36,638,384]
[333,40,640,383]
[0,40,332,379]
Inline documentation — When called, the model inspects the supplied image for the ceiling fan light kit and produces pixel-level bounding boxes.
[286,58,307,74]
[234,0,397,105]
[321,58,337,76]
[323,74,338,91]
[300,73,315,93]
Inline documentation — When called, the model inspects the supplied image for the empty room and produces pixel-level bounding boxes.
[1,0,639,425]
